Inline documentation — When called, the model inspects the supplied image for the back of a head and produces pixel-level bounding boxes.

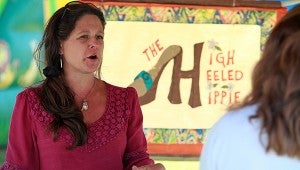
[267,5,300,50]
[259,5,300,95]
[247,4,300,158]
[243,4,300,105]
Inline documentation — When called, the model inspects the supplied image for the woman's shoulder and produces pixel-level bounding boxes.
[104,81,138,97]
[211,104,259,134]
[11,85,45,120]
[224,104,258,121]
[17,85,41,99]
[205,104,260,146]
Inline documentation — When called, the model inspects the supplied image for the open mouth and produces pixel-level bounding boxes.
[88,55,97,59]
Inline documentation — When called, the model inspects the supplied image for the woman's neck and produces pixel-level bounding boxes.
[64,73,97,97]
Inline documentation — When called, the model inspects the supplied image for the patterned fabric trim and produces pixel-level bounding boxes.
[0,160,22,170]
[124,149,149,161]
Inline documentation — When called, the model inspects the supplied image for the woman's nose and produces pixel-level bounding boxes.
[89,38,100,49]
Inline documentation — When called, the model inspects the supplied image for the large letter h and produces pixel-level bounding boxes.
[168,43,203,108]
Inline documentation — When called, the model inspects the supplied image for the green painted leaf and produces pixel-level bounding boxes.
[215,46,222,51]
[221,85,228,88]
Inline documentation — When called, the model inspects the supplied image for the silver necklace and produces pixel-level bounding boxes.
[75,79,96,112]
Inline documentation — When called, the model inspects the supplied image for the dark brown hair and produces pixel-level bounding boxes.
[235,5,300,158]
[35,1,106,149]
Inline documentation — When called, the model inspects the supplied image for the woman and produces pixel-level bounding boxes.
[200,5,300,170]
[0,1,164,170]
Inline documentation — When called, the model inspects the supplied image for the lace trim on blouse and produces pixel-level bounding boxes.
[1,160,22,170]
[124,149,149,161]
[25,84,131,152]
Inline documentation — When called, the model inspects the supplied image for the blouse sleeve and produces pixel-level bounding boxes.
[123,87,154,170]
[0,90,39,170]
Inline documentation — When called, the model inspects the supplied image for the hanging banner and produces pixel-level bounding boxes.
[102,21,261,129]
[97,3,287,155]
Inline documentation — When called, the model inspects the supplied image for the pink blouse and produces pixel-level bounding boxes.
[1,82,154,170]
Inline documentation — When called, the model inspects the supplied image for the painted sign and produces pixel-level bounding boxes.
[102,21,261,129]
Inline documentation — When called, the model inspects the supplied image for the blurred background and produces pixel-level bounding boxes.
[0,0,299,169]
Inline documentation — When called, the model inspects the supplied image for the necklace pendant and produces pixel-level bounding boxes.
[81,100,88,111]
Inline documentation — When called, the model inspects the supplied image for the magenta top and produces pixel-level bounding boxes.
[1,82,154,170]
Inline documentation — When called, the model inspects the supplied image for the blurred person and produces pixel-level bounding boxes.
[200,4,300,170]
[0,1,164,170]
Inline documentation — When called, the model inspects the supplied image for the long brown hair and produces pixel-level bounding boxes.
[35,1,106,149]
[235,5,300,158]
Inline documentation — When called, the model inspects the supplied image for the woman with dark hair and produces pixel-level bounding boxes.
[0,1,164,170]
[200,5,300,170]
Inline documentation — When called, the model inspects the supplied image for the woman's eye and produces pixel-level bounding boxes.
[79,35,89,39]
[96,35,103,40]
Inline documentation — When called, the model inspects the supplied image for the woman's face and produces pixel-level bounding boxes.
[60,14,104,76]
